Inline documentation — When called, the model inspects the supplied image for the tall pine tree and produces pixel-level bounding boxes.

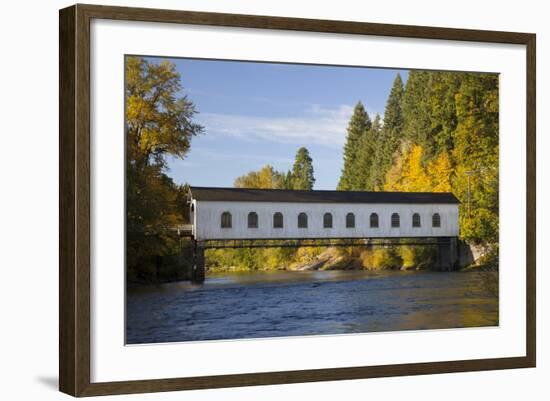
[355,113,381,190]
[370,74,404,190]
[401,71,433,158]
[338,101,371,190]
[291,147,315,190]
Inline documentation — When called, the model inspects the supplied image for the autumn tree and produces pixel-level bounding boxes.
[234,148,315,191]
[382,71,498,245]
[126,57,203,171]
[125,56,203,281]
[234,165,284,189]
[427,151,453,192]
[384,143,431,192]
[452,73,499,243]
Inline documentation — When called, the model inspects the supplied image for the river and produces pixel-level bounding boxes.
[126,270,498,344]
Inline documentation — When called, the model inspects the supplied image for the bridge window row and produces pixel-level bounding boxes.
[220,211,442,229]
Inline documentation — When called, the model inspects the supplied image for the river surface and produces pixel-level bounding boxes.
[126,270,498,344]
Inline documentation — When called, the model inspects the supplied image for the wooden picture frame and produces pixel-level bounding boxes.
[59,3,536,397]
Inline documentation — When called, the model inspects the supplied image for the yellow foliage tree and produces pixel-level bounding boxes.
[405,145,432,191]
[234,165,278,189]
[385,144,452,194]
[384,144,431,192]
[426,150,453,192]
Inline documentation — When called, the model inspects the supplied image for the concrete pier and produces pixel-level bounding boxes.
[191,240,205,283]
[436,237,458,271]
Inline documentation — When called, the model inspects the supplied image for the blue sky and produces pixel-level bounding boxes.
[154,57,408,190]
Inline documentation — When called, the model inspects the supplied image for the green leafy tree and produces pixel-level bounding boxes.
[452,73,499,243]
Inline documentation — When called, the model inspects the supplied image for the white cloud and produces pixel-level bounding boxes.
[196,104,361,148]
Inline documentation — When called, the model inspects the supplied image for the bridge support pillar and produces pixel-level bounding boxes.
[191,240,205,283]
[436,237,458,271]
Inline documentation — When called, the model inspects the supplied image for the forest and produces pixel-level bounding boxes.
[125,56,499,283]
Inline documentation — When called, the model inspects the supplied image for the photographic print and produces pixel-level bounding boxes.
[125,56,499,345]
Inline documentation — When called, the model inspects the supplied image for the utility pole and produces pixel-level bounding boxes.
[465,170,474,219]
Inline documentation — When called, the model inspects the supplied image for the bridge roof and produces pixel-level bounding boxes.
[189,187,460,204]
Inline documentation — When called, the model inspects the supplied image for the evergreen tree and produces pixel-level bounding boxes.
[338,101,371,190]
[402,71,431,151]
[427,72,461,155]
[355,113,381,190]
[371,74,404,190]
[371,113,382,136]
[282,170,294,189]
[291,147,315,190]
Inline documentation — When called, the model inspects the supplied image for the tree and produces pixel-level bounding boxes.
[126,57,203,171]
[233,147,316,191]
[426,72,461,154]
[371,74,404,190]
[384,143,431,192]
[451,73,499,243]
[383,71,499,244]
[291,147,315,190]
[338,101,371,190]
[401,71,431,152]
[125,56,203,282]
[426,150,453,192]
[355,113,381,190]
[280,170,294,189]
[234,165,280,189]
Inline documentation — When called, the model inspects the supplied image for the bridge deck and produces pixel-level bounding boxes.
[186,237,453,250]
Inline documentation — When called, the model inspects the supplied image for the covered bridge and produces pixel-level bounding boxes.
[184,187,460,282]
[187,186,459,240]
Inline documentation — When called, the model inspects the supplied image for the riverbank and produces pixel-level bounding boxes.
[207,247,436,273]
[205,243,498,274]
[126,243,498,284]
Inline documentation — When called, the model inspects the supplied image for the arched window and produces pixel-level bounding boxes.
[273,212,284,228]
[370,213,379,228]
[432,213,441,228]
[298,212,308,228]
[248,212,258,228]
[412,213,421,228]
[346,213,355,228]
[221,211,232,228]
[391,213,400,228]
[323,213,333,228]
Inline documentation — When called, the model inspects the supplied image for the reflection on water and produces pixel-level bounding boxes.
[126,270,498,344]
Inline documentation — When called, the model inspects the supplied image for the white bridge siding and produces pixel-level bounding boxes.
[191,200,459,241]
